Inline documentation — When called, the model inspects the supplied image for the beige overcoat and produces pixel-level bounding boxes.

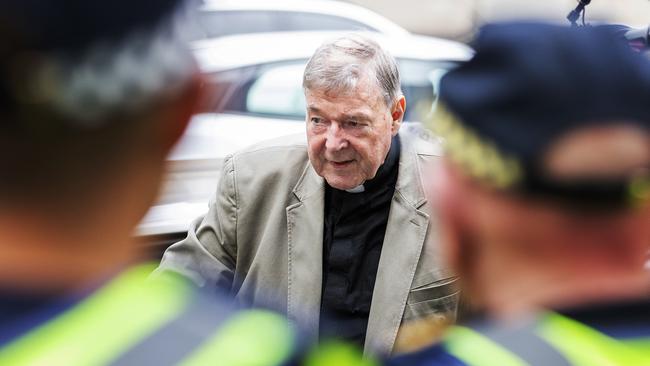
[157,127,459,355]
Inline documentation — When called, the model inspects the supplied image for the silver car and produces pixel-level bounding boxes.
[190,0,408,40]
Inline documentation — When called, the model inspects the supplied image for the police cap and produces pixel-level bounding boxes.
[432,22,650,208]
[0,0,193,124]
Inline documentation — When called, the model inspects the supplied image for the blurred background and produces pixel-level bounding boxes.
[347,0,650,40]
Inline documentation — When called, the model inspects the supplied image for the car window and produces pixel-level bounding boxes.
[219,59,458,123]
[246,63,306,119]
[398,59,456,123]
[201,66,257,113]
[194,10,378,39]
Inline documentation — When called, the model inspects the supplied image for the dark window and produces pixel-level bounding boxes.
[200,66,257,113]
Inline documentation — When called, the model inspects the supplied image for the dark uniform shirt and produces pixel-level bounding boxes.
[319,135,400,347]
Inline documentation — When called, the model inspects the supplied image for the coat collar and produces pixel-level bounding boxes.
[394,132,428,209]
[292,131,428,207]
[364,131,433,355]
[287,160,325,339]
[292,158,324,203]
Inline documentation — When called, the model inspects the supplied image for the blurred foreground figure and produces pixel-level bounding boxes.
[0,1,303,364]
[392,23,650,365]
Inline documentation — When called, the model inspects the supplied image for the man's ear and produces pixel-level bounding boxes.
[391,95,406,135]
[161,72,202,153]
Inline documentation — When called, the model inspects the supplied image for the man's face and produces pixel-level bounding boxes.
[305,77,404,190]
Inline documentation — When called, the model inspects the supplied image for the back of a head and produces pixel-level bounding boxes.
[429,22,650,313]
[0,0,197,217]
[436,22,650,213]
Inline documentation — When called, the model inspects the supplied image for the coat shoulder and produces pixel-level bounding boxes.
[233,133,307,159]
[225,133,311,195]
[400,123,444,158]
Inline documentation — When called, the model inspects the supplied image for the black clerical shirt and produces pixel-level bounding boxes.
[319,135,401,347]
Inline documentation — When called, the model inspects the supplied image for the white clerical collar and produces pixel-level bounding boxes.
[345,185,365,193]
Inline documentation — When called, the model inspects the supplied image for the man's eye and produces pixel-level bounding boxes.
[345,120,361,128]
[311,117,323,124]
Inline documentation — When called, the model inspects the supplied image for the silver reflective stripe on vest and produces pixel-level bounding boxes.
[446,312,650,366]
[444,316,572,366]
[109,292,236,366]
[471,317,572,366]
[0,265,192,365]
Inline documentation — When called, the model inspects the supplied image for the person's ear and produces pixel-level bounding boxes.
[390,95,406,135]
[429,161,477,283]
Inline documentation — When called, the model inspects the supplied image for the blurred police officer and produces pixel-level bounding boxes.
[0,1,305,364]
[391,22,650,365]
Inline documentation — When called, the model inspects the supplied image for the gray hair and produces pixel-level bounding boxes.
[303,34,401,108]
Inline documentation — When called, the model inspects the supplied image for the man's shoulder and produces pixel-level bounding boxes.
[223,133,311,191]
[226,133,309,171]
[236,133,307,156]
[399,124,444,158]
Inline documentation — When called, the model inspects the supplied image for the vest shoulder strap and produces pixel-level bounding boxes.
[444,312,650,366]
[0,265,297,366]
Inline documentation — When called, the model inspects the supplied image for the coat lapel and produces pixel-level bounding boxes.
[286,162,325,338]
[365,134,430,355]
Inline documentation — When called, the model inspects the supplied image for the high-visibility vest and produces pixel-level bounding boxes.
[443,312,650,366]
[0,265,296,366]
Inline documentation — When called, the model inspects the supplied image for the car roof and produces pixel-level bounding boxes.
[193,31,474,73]
[198,0,409,36]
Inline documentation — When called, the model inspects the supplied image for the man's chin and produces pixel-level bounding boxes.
[324,176,363,191]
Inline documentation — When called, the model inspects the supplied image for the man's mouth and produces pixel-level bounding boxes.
[330,160,353,168]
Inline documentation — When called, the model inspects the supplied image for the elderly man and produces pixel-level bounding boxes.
[391,23,650,365]
[0,0,306,364]
[158,34,458,354]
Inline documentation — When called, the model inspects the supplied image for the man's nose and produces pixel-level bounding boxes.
[325,123,348,151]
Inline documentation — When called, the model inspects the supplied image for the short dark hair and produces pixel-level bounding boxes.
[0,0,193,210]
